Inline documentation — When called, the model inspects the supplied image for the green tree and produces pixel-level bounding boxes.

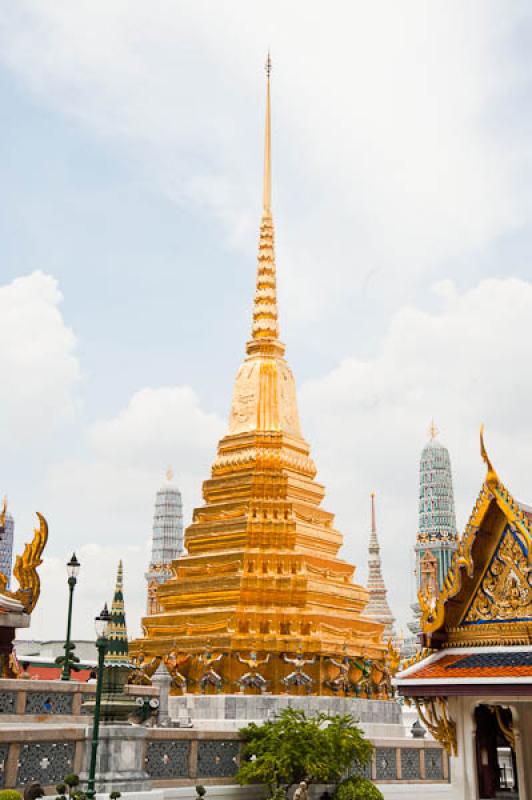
[333,776,384,800]
[63,774,80,798]
[237,708,372,796]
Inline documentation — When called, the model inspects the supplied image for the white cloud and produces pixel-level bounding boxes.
[0,2,528,326]
[0,271,80,451]
[300,276,532,629]
[29,542,149,641]
[28,385,225,639]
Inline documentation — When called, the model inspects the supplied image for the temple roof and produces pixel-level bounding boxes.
[417,427,532,650]
[396,646,532,695]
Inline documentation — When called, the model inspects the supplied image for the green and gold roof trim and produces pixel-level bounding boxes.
[105,560,134,667]
[419,426,532,645]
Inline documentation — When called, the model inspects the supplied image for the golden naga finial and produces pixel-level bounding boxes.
[0,496,6,530]
[429,419,439,440]
[0,512,49,613]
[480,424,499,489]
[166,466,174,482]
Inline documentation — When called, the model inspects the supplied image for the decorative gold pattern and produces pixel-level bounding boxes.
[464,529,532,623]
[413,697,457,756]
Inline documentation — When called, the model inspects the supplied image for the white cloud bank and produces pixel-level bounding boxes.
[0,2,529,327]
[0,271,80,451]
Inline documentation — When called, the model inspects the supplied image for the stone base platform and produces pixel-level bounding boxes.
[169,694,403,735]
[81,723,151,793]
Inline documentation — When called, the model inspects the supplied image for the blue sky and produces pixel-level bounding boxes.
[1,1,532,640]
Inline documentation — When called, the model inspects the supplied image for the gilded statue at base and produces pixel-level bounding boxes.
[164,651,191,693]
[128,649,161,686]
[236,651,271,693]
[198,649,225,693]
[325,654,355,694]
[282,650,316,693]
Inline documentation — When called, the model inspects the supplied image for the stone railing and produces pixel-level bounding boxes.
[0,679,448,791]
[0,677,157,721]
[0,728,448,791]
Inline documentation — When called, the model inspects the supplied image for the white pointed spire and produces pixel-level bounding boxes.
[364,492,396,639]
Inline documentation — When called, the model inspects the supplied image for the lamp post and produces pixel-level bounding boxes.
[86,604,110,800]
[61,552,81,681]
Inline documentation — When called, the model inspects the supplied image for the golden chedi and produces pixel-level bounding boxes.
[134,59,388,697]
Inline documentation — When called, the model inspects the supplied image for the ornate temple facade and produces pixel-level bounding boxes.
[364,493,395,640]
[133,62,388,697]
[145,470,184,614]
[396,429,532,799]
[403,424,458,658]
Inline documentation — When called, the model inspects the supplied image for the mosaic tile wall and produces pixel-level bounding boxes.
[346,757,372,779]
[0,744,8,788]
[425,747,444,780]
[197,740,240,778]
[145,741,190,778]
[17,742,75,786]
[375,747,397,780]
[401,748,421,780]
[0,692,16,714]
[25,692,73,715]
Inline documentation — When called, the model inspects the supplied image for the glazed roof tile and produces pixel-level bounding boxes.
[399,649,532,682]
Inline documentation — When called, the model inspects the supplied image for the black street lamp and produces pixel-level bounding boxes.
[61,552,81,681]
[86,604,110,800]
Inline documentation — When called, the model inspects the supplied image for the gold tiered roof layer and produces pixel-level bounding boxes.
[136,62,386,694]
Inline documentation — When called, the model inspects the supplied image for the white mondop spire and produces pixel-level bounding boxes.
[364,492,396,640]
[145,469,184,614]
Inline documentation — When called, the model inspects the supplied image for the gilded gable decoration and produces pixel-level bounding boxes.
[463,526,531,624]
[419,427,532,646]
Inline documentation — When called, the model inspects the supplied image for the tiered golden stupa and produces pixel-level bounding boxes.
[134,59,388,696]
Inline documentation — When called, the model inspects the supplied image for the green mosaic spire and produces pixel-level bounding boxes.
[416,423,458,591]
[105,560,130,666]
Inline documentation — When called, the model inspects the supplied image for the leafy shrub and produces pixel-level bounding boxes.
[109,793,121,800]
[56,785,67,796]
[333,777,384,800]
[238,708,372,792]
[64,775,80,789]
[195,787,206,798]
[0,791,22,800]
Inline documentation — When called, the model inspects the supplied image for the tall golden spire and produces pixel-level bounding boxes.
[135,61,388,695]
[248,53,282,354]
[263,51,272,215]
